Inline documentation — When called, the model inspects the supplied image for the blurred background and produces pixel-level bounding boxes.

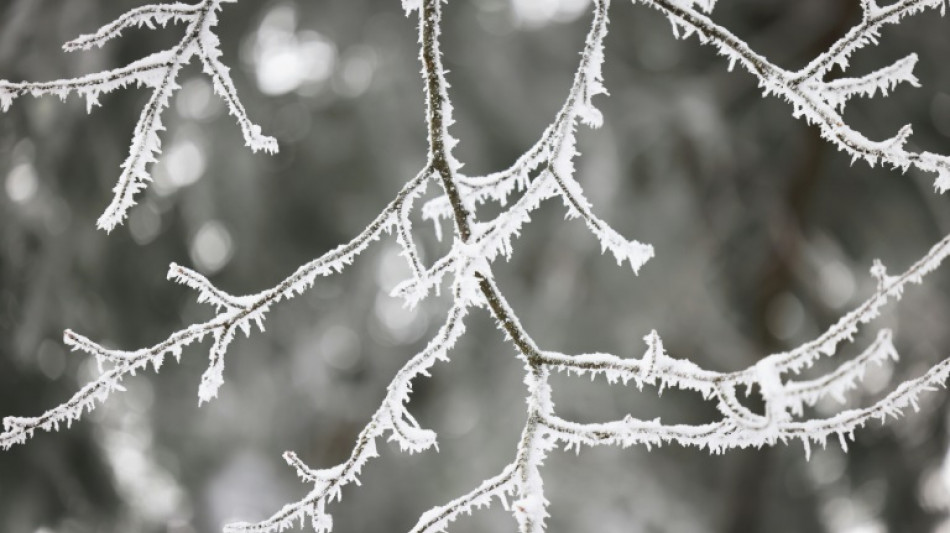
[2,0,950,532]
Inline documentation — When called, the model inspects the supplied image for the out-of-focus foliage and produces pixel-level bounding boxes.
[1,0,950,532]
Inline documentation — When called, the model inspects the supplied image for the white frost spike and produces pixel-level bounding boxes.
[311,508,333,533]
[883,124,913,152]
[935,165,950,193]
[870,258,893,290]
[198,326,236,405]
[860,0,881,17]
[915,151,950,193]
[640,330,662,384]
[513,494,550,533]
[0,0,276,232]
[755,358,784,401]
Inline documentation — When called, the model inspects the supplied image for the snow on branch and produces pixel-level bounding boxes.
[63,3,204,51]
[407,465,517,533]
[4,0,950,532]
[541,234,950,399]
[781,329,898,414]
[169,262,247,311]
[636,0,950,190]
[540,331,950,459]
[0,0,277,232]
[423,1,653,276]
[535,241,950,456]
[0,169,430,450]
[224,303,469,533]
[817,54,920,111]
[793,0,945,83]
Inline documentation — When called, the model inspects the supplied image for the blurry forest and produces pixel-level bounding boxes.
[2,0,950,532]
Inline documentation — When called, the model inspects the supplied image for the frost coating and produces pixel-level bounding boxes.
[3,0,950,532]
[637,0,950,189]
[0,0,277,232]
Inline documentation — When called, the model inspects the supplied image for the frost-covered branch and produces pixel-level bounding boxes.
[543,349,950,459]
[422,0,653,275]
[407,466,517,533]
[636,0,950,189]
[536,247,950,456]
[792,0,944,84]
[224,1,635,530]
[782,329,898,414]
[224,301,469,533]
[4,0,950,532]
[0,169,429,449]
[63,3,204,51]
[817,54,920,111]
[0,0,277,232]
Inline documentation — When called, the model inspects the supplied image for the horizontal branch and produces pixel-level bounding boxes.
[63,2,202,51]
[0,51,173,112]
[544,347,950,457]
